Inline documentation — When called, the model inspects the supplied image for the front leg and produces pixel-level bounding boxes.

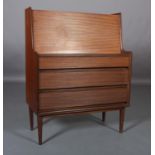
[37,115,43,145]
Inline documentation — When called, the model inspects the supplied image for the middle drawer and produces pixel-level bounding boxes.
[39,68,129,89]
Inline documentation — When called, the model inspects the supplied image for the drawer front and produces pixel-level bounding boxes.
[39,68,129,89]
[39,56,130,69]
[39,87,128,110]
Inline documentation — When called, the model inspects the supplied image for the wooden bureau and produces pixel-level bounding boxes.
[25,7,132,144]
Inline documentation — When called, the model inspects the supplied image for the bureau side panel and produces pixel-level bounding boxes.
[25,8,38,112]
[127,51,132,105]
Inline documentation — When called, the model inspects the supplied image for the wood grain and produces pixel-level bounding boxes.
[25,8,132,144]
[39,68,129,89]
[39,54,130,69]
[39,103,127,116]
[25,8,38,112]
[32,10,122,54]
[39,86,128,110]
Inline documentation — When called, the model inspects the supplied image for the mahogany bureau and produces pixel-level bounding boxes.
[25,7,132,145]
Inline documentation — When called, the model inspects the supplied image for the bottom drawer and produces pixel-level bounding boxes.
[39,86,128,110]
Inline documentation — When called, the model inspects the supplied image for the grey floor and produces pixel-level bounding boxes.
[4,82,150,155]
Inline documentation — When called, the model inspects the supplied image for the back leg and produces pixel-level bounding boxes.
[119,108,125,133]
[29,106,33,130]
[102,112,106,122]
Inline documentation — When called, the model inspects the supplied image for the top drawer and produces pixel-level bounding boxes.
[38,55,131,69]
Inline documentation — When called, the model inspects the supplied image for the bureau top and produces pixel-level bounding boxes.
[26,7,123,55]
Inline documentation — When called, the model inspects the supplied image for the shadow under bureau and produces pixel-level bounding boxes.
[25,7,132,144]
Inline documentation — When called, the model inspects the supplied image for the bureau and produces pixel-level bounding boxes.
[25,7,132,145]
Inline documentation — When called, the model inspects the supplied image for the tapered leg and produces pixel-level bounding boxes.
[29,107,33,130]
[119,108,125,133]
[37,115,43,145]
[102,112,106,122]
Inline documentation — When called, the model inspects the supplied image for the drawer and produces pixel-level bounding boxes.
[39,68,129,89]
[39,55,130,69]
[39,86,128,110]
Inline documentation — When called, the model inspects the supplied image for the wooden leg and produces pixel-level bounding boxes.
[119,108,125,133]
[37,115,43,145]
[29,107,33,130]
[102,112,106,122]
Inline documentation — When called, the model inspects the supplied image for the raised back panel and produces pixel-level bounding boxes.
[32,10,122,54]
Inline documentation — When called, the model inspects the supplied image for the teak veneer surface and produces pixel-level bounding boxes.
[38,54,130,69]
[32,10,122,54]
[39,68,129,89]
[25,7,132,145]
[39,86,128,110]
